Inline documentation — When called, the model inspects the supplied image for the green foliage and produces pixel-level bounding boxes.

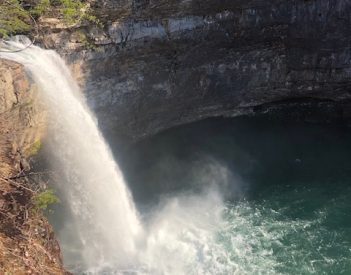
[30,0,51,17]
[0,0,31,38]
[58,0,100,26]
[0,0,99,37]
[26,139,42,157]
[59,0,84,23]
[32,189,60,211]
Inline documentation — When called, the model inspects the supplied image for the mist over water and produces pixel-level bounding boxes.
[118,117,351,275]
[1,38,351,274]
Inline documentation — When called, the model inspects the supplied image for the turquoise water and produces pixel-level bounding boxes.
[118,116,351,274]
[219,185,351,274]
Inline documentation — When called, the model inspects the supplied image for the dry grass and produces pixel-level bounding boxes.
[0,177,67,274]
[0,59,67,274]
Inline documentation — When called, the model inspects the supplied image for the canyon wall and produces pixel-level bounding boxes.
[38,0,351,140]
[1,0,350,272]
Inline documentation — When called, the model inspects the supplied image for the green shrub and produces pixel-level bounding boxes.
[0,0,99,38]
[30,0,51,17]
[59,0,100,26]
[60,0,84,23]
[26,139,42,157]
[0,0,31,37]
[32,189,60,211]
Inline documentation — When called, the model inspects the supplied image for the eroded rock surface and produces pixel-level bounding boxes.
[39,0,351,140]
[0,59,67,274]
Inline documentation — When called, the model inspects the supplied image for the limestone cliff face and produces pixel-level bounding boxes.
[0,59,66,274]
[36,0,351,141]
[0,59,45,174]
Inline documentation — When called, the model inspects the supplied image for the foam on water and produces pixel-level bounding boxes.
[0,37,237,274]
[1,37,350,275]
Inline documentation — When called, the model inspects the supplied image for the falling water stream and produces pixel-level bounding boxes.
[0,37,142,272]
[1,37,351,274]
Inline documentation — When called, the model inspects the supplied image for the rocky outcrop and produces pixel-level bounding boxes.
[0,59,46,174]
[38,0,351,141]
[0,59,66,274]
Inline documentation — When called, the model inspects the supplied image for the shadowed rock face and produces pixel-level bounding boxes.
[41,0,351,140]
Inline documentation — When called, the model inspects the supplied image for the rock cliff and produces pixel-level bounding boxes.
[37,0,351,140]
[0,59,67,274]
[1,0,351,272]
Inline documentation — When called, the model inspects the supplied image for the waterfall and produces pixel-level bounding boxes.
[0,37,143,271]
[3,36,345,275]
[0,37,239,275]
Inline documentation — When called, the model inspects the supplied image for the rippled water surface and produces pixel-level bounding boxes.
[118,117,351,274]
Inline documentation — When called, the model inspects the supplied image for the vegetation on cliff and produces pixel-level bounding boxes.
[0,0,98,38]
[0,0,31,37]
[0,176,64,274]
[32,188,60,211]
[0,59,66,273]
[25,139,42,158]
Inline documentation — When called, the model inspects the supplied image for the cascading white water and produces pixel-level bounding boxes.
[0,37,253,275]
[0,37,143,271]
[2,36,346,275]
